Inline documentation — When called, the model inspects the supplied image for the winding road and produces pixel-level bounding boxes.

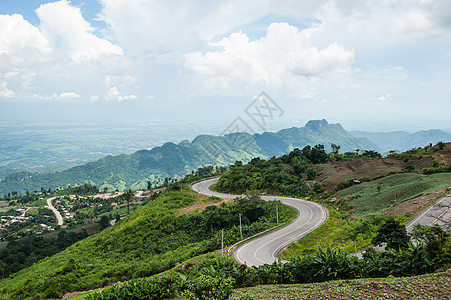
[47,197,63,226]
[191,178,328,266]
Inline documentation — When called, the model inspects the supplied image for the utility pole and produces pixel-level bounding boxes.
[239,213,242,238]
[276,203,279,224]
[221,229,224,256]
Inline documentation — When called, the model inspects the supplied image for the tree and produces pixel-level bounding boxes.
[411,224,449,260]
[377,184,382,194]
[124,189,134,215]
[362,150,381,158]
[99,215,109,229]
[306,168,317,180]
[372,218,410,250]
[103,187,108,193]
[312,182,323,194]
[331,143,341,155]
[147,181,152,191]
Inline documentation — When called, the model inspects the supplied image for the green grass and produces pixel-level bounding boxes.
[339,173,451,217]
[282,208,410,259]
[0,185,296,299]
[231,272,451,299]
[28,197,48,207]
[0,189,200,299]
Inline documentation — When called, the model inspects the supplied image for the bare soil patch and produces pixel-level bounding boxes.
[179,195,235,215]
[316,156,434,190]
[381,191,442,216]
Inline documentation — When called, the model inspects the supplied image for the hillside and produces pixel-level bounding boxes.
[0,119,377,195]
[232,271,451,299]
[351,129,451,152]
[0,184,295,299]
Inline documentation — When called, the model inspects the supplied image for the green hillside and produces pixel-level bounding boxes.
[0,185,295,299]
[0,120,377,195]
[338,172,451,217]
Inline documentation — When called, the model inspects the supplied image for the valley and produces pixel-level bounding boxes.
[0,140,449,299]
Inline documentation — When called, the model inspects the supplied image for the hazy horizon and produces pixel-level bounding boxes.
[1,0,451,134]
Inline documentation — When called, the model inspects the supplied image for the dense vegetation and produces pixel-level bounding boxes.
[58,183,99,196]
[216,145,330,197]
[0,229,88,278]
[88,222,450,299]
[0,184,295,299]
[0,120,378,195]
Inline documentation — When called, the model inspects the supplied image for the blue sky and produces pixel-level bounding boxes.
[1,0,450,132]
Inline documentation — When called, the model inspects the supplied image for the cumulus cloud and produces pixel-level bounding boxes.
[104,86,137,101]
[0,81,15,98]
[36,0,123,62]
[0,14,51,68]
[185,22,354,89]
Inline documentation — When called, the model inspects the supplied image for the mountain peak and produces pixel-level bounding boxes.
[305,119,330,129]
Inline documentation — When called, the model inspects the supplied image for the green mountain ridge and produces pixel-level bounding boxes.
[350,129,451,152]
[0,120,378,195]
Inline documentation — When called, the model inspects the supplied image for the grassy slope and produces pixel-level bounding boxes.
[283,172,450,258]
[0,190,200,299]
[339,173,451,217]
[232,271,451,299]
[0,185,297,299]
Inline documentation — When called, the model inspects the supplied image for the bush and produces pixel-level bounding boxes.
[182,275,235,300]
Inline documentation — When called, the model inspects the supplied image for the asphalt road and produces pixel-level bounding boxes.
[47,197,63,226]
[406,193,451,232]
[190,178,328,266]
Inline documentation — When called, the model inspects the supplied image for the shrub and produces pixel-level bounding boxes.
[182,275,235,300]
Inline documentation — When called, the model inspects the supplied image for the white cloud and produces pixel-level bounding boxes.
[374,93,392,102]
[388,10,437,38]
[104,86,137,101]
[0,81,15,98]
[89,95,99,102]
[0,14,51,68]
[58,91,80,99]
[98,0,276,56]
[30,91,80,100]
[185,22,354,89]
[36,0,123,62]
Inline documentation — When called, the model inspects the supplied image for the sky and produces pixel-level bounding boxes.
[1,0,450,133]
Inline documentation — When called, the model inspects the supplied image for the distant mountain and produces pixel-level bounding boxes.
[0,120,377,195]
[350,129,451,152]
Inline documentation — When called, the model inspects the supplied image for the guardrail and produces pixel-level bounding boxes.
[227,223,286,255]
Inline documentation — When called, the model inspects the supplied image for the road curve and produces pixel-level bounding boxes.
[47,197,63,226]
[191,178,328,266]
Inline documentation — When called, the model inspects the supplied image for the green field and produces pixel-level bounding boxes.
[281,209,410,258]
[231,271,451,299]
[339,173,451,217]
